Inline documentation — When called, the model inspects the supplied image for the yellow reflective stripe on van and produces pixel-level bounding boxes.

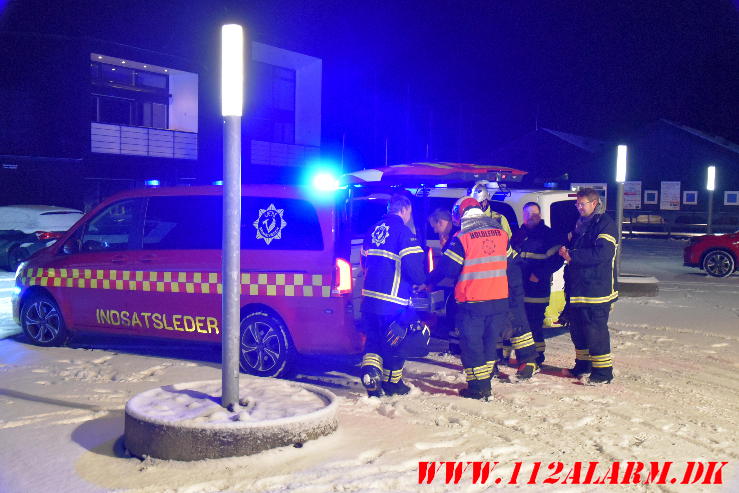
[569,291,619,304]
[22,269,333,297]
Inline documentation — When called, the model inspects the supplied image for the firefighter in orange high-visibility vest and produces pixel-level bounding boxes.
[420,197,509,400]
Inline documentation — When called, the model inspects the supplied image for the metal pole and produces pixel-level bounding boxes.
[222,115,242,410]
[707,190,714,235]
[616,181,624,277]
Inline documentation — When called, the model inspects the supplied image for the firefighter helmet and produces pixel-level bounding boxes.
[452,196,481,225]
[471,180,491,203]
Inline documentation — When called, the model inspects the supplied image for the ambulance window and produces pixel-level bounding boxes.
[350,197,389,239]
[242,197,324,250]
[143,196,221,250]
[489,201,518,230]
[81,198,142,252]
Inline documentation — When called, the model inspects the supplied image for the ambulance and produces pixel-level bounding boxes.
[12,185,362,377]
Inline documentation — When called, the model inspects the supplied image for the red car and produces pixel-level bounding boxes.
[683,231,739,278]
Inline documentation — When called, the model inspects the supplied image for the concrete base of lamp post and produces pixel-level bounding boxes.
[124,379,338,461]
[617,274,659,297]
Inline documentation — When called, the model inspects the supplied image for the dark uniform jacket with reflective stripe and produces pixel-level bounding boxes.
[510,222,564,303]
[361,214,425,315]
[426,214,508,303]
[564,213,619,305]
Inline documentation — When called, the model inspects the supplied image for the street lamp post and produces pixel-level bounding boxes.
[615,145,627,276]
[707,165,716,235]
[221,24,244,410]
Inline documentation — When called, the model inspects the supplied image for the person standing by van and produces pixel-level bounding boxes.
[360,194,425,397]
[428,208,461,354]
[422,197,509,400]
[558,188,618,384]
[510,202,564,366]
[471,180,536,377]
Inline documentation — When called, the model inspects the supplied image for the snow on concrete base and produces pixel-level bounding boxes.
[618,273,659,297]
[124,378,338,461]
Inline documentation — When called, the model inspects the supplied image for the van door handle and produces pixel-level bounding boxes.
[140,255,156,263]
[111,255,127,264]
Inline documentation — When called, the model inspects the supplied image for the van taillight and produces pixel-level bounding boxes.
[427,248,434,272]
[35,231,62,241]
[334,258,352,294]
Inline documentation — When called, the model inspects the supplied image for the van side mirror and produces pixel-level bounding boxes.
[62,239,81,255]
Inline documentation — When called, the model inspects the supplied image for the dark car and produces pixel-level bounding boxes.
[683,231,739,278]
[0,205,84,271]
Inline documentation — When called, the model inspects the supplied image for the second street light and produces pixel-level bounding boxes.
[615,144,627,276]
[706,165,716,235]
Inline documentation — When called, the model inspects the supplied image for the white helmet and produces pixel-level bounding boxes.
[471,180,491,203]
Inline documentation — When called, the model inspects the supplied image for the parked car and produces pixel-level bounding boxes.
[0,205,84,271]
[683,231,739,277]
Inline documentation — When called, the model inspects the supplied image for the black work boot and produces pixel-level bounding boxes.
[568,360,592,378]
[382,379,411,396]
[587,368,613,385]
[515,362,540,380]
[460,379,491,400]
[361,366,384,398]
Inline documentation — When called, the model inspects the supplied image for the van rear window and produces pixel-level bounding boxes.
[143,196,324,251]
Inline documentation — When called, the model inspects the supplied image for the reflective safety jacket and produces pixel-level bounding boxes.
[426,214,508,303]
[481,205,512,237]
[361,214,425,315]
[510,222,564,304]
[564,213,619,305]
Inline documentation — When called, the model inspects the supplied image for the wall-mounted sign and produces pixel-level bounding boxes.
[725,191,739,206]
[623,181,642,209]
[660,181,681,210]
[682,191,698,205]
[644,190,658,204]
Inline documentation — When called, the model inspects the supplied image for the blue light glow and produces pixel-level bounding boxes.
[145,179,160,187]
[312,172,340,191]
[212,180,224,186]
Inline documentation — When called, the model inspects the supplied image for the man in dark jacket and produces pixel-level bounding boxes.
[422,197,509,400]
[510,202,564,366]
[360,194,426,397]
[559,188,618,384]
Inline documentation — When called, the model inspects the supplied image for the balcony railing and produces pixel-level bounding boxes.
[91,122,197,160]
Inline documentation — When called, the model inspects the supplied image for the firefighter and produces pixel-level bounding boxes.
[428,208,461,354]
[360,193,426,397]
[558,188,618,384]
[421,197,509,399]
[471,180,537,377]
[510,202,564,366]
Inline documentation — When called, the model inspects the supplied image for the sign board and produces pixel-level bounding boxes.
[682,191,698,205]
[660,181,680,210]
[644,190,658,204]
[571,183,608,209]
[623,181,642,209]
[725,191,739,206]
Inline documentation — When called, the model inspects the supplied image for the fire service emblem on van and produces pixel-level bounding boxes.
[253,204,287,245]
[371,223,390,246]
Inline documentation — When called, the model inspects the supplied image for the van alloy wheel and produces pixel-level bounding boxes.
[21,294,69,346]
[239,312,293,377]
[703,250,735,278]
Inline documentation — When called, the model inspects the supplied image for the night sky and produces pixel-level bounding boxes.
[2,0,737,169]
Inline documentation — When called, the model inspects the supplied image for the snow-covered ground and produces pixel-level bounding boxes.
[1,238,737,492]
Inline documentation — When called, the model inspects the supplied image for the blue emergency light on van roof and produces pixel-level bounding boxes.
[144,179,160,187]
[212,180,224,186]
[434,183,448,188]
[311,172,340,191]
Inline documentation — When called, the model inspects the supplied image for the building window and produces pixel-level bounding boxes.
[91,61,169,129]
[250,62,296,144]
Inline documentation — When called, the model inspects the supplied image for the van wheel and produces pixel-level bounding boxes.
[239,311,293,377]
[702,250,735,278]
[21,293,69,346]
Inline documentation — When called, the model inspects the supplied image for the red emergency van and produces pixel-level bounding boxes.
[11,185,362,377]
